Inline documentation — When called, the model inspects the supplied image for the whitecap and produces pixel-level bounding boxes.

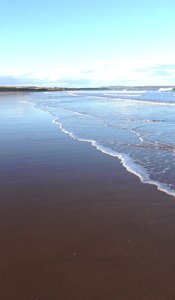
[158,87,173,92]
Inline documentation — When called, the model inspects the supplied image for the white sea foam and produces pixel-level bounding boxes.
[46,105,88,117]
[130,129,144,143]
[158,87,173,92]
[104,90,146,94]
[18,100,36,108]
[128,118,164,123]
[113,98,175,106]
[52,118,175,198]
[67,92,78,96]
[104,93,142,97]
[22,97,175,198]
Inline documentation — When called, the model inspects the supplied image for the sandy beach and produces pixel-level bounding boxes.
[1,95,175,299]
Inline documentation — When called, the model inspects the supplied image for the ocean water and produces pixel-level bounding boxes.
[22,88,175,197]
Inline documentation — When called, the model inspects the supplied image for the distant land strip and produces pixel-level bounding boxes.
[0,86,175,92]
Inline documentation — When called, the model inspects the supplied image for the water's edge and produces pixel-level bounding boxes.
[21,99,175,198]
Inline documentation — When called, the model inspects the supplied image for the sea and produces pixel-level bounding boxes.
[22,87,175,197]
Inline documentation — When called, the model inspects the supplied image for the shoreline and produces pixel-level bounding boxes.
[52,117,175,198]
[0,85,175,92]
[1,97,175,299]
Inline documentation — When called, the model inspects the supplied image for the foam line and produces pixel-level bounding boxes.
[67,92,78,96]
[113,98,175,106]
[158,87,173,92]
[52,118,175,198]
[104,90,146,94]
[22,99,175,198]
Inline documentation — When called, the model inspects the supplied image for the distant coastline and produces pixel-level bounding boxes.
[0,85,175,92]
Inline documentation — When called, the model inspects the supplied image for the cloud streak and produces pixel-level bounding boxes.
[1,63,175,87]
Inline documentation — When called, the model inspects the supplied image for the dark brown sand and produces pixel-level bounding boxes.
[1,97,175,299]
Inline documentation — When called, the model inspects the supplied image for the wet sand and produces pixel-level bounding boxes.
[1,96,175,299]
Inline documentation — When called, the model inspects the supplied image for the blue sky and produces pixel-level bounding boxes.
[1,0,175,86]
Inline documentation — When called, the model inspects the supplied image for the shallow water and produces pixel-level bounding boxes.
[9,89,175,196]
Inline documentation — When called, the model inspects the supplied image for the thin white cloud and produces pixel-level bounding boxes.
[1,60,175,86]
